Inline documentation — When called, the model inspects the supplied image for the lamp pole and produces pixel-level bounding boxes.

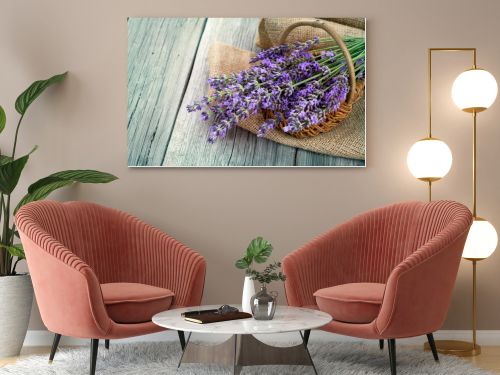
[423,47,484,357]
[424,48,476,202]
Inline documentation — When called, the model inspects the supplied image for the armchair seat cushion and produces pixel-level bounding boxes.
[101,283,174,324]
[314,283,385,324]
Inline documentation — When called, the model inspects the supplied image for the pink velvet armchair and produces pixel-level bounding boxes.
[283,200,472,375]
[16,200,206,375]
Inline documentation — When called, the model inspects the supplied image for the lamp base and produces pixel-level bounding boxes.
[424,340,481,357]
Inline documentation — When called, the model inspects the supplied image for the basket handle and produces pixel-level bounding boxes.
[278,19,357,103]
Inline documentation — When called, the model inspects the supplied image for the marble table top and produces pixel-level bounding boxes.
[152,305,332,335]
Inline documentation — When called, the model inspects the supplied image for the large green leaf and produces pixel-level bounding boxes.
[0,149,36,194]
[15,169,118,213]
[0,105,5,134]
[28,170,117,193]
[0,155,13,166]
[15,72,67,115]
[245,237,273,264]
[16,180,73,211]
[0,244,25,260]
[235,258,250,269]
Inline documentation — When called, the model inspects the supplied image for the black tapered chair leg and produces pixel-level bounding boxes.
[426,333,439,362]
[177,330,186,350]
[388,339,396,375]
[379,339,384,350]
[48,333,62,363]
[90,339,99,375]
[303,329,311,347]
[105,339,110,350]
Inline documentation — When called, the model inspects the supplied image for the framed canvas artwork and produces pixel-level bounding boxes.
[128,17,366,167]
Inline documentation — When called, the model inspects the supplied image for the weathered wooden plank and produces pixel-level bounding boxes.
[163,18,297,167]
[127,18,206,166]
[295,151,365,166]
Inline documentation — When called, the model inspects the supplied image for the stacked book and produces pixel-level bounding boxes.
[182,308,252,324]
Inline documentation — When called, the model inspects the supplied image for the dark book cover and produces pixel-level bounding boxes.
[183,311,252,324]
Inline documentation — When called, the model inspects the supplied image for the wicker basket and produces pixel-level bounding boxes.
[262,19,365,139]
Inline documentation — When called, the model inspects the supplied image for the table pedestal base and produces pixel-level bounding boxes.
[178,332,317,374]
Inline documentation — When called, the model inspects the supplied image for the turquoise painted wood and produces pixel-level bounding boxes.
[127,18,364,167]
[128,18,206,166]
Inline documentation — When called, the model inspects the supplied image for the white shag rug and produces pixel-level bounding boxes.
[0,341,494,374]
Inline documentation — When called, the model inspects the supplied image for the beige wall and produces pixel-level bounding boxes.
[1,0,500,331]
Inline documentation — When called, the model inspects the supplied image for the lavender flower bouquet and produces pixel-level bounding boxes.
[188,36,365,143]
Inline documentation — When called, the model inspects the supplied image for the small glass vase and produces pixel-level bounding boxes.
[250,285,278,320]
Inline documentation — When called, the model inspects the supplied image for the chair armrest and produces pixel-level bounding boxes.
[18,230,111,339]
[283,219,358,307]
[126,220,206,307]
[375,227,470,338]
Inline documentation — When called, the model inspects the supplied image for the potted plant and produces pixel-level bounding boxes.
[235,237,272,313]
[0,72,117,358]
[235,237,286,318]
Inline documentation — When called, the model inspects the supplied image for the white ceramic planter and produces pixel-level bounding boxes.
[241,275,255,313]
[0,274,33,358]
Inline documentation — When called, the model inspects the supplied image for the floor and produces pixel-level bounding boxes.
[1,345,500,373]
[127,17,365,167]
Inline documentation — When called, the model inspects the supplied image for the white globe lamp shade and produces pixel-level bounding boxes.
[452,69,498,112]
[407,138,453,181]
[462,218,498,259]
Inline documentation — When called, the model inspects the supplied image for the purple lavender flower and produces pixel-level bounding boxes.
[188,35,365,141]
[257,119,277,137]
[355,57,366,80]
[320,50,336,60]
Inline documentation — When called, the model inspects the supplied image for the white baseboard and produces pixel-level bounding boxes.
[23,329,500,347]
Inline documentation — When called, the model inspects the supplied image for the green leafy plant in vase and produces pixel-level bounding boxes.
[235,237,286,319]
[0,72,117,358]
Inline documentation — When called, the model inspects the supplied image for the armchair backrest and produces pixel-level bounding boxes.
[347,200,470,284]
[343,201,422,284]
[16,200,131,283]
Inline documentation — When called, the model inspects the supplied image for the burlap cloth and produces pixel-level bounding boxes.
[256,17,365,49]
[207,18,366,160]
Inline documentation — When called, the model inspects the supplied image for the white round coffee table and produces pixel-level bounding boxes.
[153,305,331,374]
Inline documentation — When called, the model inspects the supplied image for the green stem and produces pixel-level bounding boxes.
[312,40,365,54]
[317,37,364,43]
[0,194,4,275]
[2,113,25,275]
[349,50,366,61]
[0,244,3,276]
[3,194,11,248]
[3,183,10,236]
[11,258,21,275]
[11,114,24,159]
[294,72,324,87]
[313,47,365,68]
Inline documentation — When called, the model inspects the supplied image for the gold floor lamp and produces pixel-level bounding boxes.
[407,48,498,356]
